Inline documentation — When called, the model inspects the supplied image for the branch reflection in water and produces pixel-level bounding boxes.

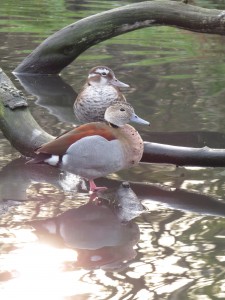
[1,158,225,299]
[1,157,225,217]
[15,73,77,124]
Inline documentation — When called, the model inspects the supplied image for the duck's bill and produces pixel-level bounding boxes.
[130,114,150,126]
[110,78,130,88]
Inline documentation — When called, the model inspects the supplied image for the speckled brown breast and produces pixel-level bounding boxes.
[116,124,144,168]
[74,85,126,123]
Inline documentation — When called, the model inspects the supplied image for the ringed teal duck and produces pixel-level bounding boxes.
[74,66,129,123]
[29,102,149,192]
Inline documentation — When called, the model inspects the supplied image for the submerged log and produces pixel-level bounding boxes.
[14,1,225,74]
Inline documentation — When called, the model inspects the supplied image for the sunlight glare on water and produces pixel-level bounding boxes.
[0,237,98,300]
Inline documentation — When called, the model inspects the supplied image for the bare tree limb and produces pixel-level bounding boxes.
[142,142,225,167]
[14,0,225,74]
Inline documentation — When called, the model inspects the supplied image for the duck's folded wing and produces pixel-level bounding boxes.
[36,123,116,156]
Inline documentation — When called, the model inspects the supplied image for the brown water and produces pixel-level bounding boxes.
[1,0,225,299]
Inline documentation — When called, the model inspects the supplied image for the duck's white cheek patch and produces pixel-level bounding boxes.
[44,155,59,166]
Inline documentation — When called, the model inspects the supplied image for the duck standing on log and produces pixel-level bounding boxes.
[28,102,150,192]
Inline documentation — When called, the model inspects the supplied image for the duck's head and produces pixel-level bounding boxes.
[104,102,150,127]
[87,66,129,88]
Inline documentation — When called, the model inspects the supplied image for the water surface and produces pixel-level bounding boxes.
[1,1,225,299]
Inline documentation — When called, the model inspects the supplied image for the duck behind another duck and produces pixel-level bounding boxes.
[74,66,129,123]
[28,102,149,192]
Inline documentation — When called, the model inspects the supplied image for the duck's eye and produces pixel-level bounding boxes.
[101,72,107,76]
[120,108,125,112]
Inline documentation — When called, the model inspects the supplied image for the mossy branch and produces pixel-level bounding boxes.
[0,69,53,156]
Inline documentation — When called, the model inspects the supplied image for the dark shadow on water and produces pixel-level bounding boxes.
[15,73,77,124]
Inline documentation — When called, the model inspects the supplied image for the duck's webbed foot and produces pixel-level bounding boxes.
[89,179,107,194]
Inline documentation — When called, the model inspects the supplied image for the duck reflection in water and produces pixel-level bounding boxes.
[29,182,146,271]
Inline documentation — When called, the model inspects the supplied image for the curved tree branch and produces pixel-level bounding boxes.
[14,0,225,74]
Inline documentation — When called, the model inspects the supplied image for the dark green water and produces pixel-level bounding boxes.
[1,1,225,299]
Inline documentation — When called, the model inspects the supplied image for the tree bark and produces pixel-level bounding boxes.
[142,142,225,167]
[14,0,225,74]
[0,69,53,156]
